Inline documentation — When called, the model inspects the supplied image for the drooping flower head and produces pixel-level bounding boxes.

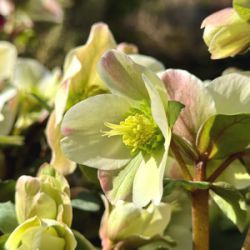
[100,197,171,250]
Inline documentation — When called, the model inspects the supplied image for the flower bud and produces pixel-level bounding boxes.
[5,217,76,250]
[201,8,250,59]
[100,198,171,250]
[15,164,72,226]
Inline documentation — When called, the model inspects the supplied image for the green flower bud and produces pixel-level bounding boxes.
[100,198,171,249]
[5,217,77,250]
[15,164,72,227]
[201,8,250,59]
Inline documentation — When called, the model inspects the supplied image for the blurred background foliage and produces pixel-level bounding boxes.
[0,1,249,249]
[1,0,249,79]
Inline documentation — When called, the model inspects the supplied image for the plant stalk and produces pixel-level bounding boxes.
[192,160,209,250]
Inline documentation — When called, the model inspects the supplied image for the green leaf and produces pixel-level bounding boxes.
[167,101,185,128]
[0,202,18,234]
[0,180,15,202]
[197,114,250,159]
[73,230,97,250]
[163,179,210,196]
[79,165,99,186]
[0,135,24,146]
[210,182,248,232]
[233,0,250,21]
[138,240,170,250]
[71,192,101,212]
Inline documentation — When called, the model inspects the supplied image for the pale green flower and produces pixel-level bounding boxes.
[0,41,60,132]
[61,50,171,207]
[12,58,61,129]
[47,22,117,175]
[201,8,250,59]
[0,41,17,82]
[5,217,76,250]
[47,23,164,175]
[0,41,18,135]
[100,197,171,250]
[15,164,72,227]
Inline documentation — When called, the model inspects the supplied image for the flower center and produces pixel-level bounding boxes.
[103,106,164,155]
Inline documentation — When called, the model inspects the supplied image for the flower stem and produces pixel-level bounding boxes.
[192,160,209,250]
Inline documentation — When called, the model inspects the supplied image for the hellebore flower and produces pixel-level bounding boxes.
[161,68,250,187]
[47,22,164,175]
[12,57,61,129]
[15,164,72,227]
[0,42,19,144]
[0,40,60,133]
[5,217,76,250]
[46,22,117,175]
[100,197,171,250]
[201,7,250,59]
[0,41,18,133]
[61,50,172,207]
[0,41,17,82]
[46,22,165,176]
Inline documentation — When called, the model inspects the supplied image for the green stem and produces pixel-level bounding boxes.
[170,140,192,180]
[192,160,209,250]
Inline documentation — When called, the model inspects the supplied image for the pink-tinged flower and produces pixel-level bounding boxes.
[201,8,250,59]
